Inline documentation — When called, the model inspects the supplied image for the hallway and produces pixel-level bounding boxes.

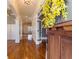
[7,0,72,59]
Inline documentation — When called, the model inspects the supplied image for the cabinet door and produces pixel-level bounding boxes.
[48,35,61,59]
[61,37,72,59]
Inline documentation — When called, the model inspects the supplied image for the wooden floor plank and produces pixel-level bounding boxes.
[7,36,46,59]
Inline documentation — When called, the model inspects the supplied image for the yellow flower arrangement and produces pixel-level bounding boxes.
[41,0,68,28]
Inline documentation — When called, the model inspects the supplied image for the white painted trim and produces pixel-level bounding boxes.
[41,37,47,40]
[15,18,20,43]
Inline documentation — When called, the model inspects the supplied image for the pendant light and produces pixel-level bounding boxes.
[24,0,31,5]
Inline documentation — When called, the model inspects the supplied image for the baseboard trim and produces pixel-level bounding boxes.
[7,39,20,43]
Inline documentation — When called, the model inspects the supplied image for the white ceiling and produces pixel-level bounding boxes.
[8,0,43,20]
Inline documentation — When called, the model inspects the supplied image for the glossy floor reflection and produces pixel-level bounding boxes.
[7,36,46,59]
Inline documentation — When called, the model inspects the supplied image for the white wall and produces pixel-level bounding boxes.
[7,19,20,43]
[7,24,16,40]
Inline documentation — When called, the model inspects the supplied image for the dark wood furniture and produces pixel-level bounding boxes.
[47,20,72,59]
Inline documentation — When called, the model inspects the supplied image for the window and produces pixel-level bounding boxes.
[37,19,47,41]
[66,0,72,20]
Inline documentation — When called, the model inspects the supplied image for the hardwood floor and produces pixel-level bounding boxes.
[7,40,16,59]
[7,36,46,59]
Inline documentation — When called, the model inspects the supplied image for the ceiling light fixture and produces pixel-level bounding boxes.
[24,0,31,5]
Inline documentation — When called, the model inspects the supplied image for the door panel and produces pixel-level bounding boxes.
[48,35,61,59]
[61,37,72,59]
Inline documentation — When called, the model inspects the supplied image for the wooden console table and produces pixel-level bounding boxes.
[47,20,72,59]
